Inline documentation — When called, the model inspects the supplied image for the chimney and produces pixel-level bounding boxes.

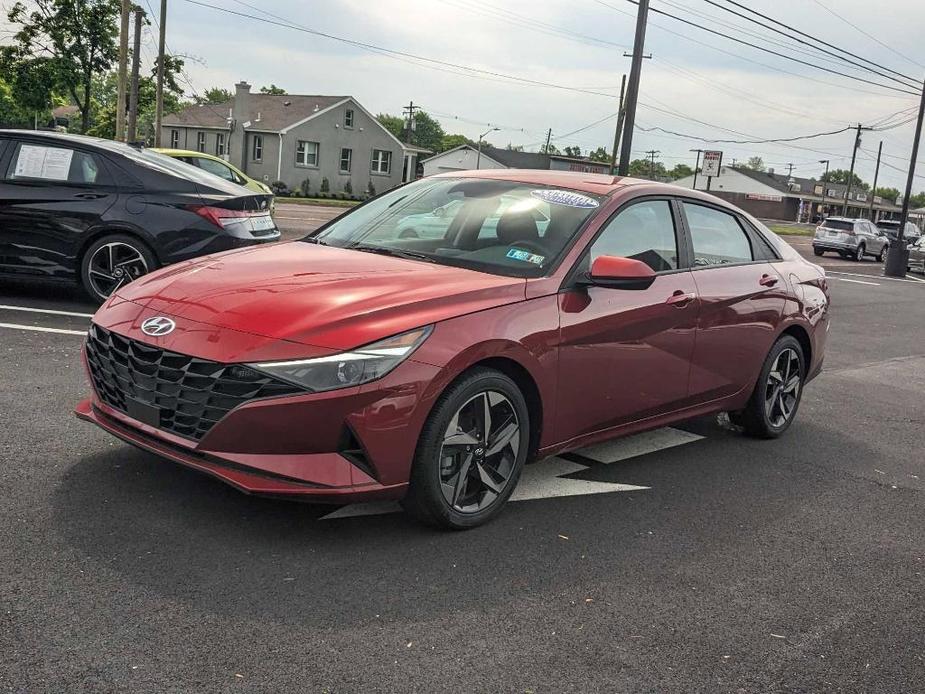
[229,81,251,170]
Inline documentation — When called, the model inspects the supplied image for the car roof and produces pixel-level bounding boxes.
[153,148,217,159]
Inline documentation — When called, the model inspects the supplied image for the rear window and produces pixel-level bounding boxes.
[821,219,854,231]
[4,142,109,185]
[877,221,899,229]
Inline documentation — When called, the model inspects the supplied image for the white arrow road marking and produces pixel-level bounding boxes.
[320,426,702,520]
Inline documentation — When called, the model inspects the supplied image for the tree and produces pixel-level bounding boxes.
[669,163,694,180]
[873,186,901,203]
[505,143,524,152]
[588,146,610,163]
[822,168,869,191]
[542,143,561,155]
[5,0,121,132]
[628,158,667,180]
[745,156,766,172]
[376,110,444,152]
[909,192,925,209]
[194,87,232,105]
[0,50,62,126]
[259,84,286,95]
[439,133,473,152]
[563,145,582,158]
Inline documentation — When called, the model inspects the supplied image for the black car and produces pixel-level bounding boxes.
[875,219,922,244]
[0,130,278,302]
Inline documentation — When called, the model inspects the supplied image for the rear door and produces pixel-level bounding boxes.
[680,200,785,402]
[0,138,118,281]
[556,198,699,442]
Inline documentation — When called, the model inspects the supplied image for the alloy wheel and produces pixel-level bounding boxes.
[87,242,149,299]
[439,390,520,513]
[764,348,801,429]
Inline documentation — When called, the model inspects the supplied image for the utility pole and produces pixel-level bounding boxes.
[476,127,499,169]
[618,0,649,176]
[645,149,660,179]
[690,148,703,190]
[884,79,925,278]
[127,5,144,143]
[154,0,167,147]
[115,0,131,141]
[868,141,882,221]
[818,159,830,222]
[609,74,627,175]
[402,101,420,145]
[842,123,871,216]
[785,163,795,178]
[543,127,552,154]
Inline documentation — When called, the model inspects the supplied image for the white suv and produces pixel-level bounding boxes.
[812,217,889,262]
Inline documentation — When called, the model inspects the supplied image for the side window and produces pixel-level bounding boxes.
[4,142,108,185]
[683,202,753,266]
[589,200,678,272]
[195,157,236,182]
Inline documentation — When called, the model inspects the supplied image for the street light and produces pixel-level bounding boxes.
[476,127,500,169]
[818,159,830,222]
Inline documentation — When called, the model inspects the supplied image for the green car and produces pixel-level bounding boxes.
[152,148,275,200]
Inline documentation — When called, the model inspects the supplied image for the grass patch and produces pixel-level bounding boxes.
[768,224,814,237]
[276,197,360,208]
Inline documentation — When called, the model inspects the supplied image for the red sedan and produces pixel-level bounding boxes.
[76,170,830,528]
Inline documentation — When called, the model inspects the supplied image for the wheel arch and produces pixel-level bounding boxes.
[76,224,159,269]
[779,323,812,368]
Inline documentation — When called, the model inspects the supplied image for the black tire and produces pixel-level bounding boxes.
[736,335,805,439]
[402,367,530,530]
[854,243,865,262]
[877,244,888,262]
[80,234,158,304]
[813,248,824,257]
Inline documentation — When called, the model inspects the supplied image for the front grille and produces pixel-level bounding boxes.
[85,324,303,441]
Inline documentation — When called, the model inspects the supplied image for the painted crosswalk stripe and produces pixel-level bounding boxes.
[321,426,703,520]
[0,322,87,336]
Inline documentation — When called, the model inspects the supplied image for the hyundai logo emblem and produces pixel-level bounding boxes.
[140,316,176,336]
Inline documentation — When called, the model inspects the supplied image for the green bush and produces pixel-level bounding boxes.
[270,180,289,196]
[320,177,330,193]
[299,178,311,197]
[366,180,376,198]
[344,180,353,195]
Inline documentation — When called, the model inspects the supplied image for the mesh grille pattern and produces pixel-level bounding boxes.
[85,324,302,440]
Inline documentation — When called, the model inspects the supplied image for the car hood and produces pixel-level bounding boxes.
[114,242,527,351]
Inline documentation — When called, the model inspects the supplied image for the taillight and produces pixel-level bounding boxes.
[188,204,250,230]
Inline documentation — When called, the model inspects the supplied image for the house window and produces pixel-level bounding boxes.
[340,148,352,173]
[252,135,263,162]
[296,140,319,167]
[371,149,392,175]
[215,133,225,156]
[196,132,206,152]
[170,129,179,148]
[344,108,354,128]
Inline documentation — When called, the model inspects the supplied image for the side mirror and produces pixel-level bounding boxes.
[585,255,656,290]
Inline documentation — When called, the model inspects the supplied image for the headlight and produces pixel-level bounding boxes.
[248,326,432,392]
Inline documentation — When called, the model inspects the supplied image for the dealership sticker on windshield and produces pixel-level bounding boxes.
[507,248,545,265]
[531,189,599,209]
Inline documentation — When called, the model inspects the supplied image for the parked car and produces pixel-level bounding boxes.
[812,217,889,261]
[76,171,829,529]
[151,148,275,199]
[875,218,921,244]
[0,130,279,303]
[908,235,925,273]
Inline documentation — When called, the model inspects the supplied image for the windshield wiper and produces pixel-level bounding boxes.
[349,244,436,263]
[303,236,329,245]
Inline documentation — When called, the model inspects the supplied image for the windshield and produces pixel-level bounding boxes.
[311,177,604,277]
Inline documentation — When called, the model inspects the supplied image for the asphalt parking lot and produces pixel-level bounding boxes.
[2,206,925,692]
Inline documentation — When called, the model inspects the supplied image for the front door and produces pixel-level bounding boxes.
[679,201,785,402]
[556,199,699,444]
[0,138,117,281]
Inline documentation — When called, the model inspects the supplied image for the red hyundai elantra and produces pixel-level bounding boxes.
[76,170,829,528]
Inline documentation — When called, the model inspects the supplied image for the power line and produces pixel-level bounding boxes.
[635,123,852,144]
[714,0,920,85]
[620,1,920,96]
[808,0,924,70]
[701,0,919,88]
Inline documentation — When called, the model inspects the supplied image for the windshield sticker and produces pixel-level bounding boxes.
[531,189,599,209]
[506,248,545,265]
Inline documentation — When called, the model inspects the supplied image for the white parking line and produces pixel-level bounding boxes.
[832,277,880,286]
[828,271,921,284]
[0,304,94,318]
[905,274,925,283]
[0,322,86,336]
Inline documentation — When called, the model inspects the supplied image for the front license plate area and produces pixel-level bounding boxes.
[126,397,162,428]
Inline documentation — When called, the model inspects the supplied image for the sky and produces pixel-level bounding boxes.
[8,0,925,190]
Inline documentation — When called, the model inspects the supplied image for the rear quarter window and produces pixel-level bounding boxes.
[3,141,110,185]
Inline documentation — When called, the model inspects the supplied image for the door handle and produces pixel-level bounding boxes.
[666,290,696,307]
[759,273,779,287]
[73,192,106,200]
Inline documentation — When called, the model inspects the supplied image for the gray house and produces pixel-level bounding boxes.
[161,82,429,195]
